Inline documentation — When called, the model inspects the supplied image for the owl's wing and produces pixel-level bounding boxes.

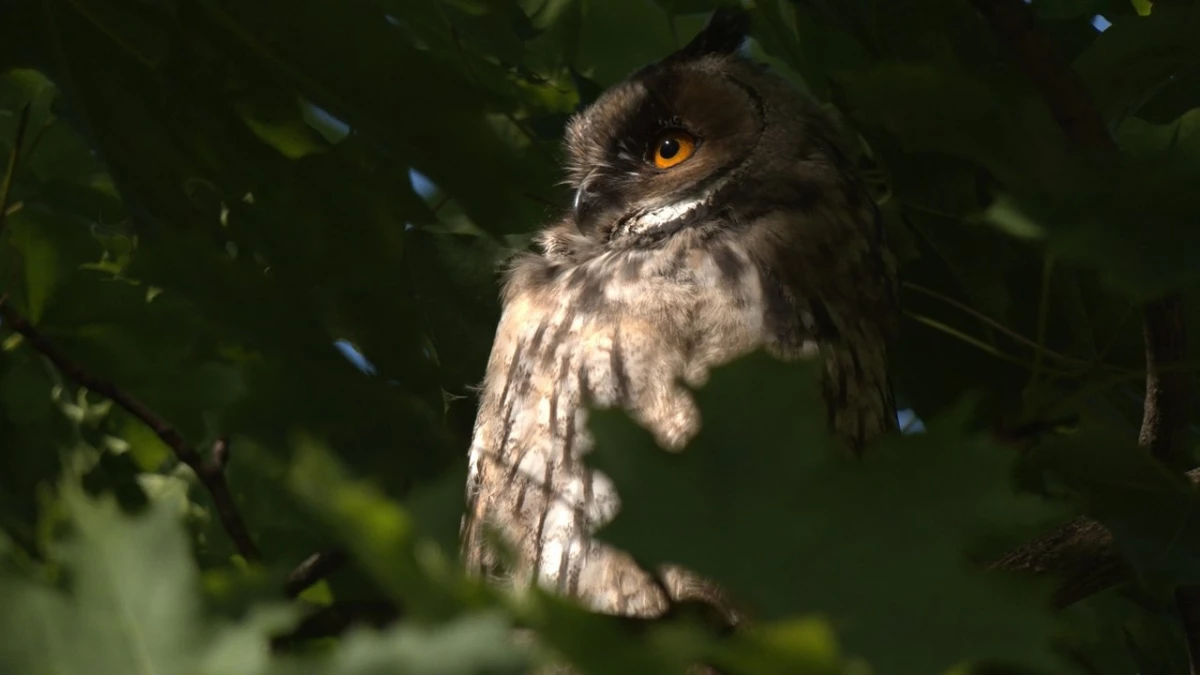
[460,253,673,617]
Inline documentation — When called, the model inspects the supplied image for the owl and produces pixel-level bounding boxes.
[461,9,899,621]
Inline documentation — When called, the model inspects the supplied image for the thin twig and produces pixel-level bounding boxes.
[1140,292,1199,666]
[435,7,556,167]
[902,281,1124,371]
[904,309,1065,373]
[1139,294,1191,466]
[0,299,261,561]
[211,435,231,469]
[0,104,31,236]
[284,550,348,598]
[61,0,159,69]
[1027,255,1055,399]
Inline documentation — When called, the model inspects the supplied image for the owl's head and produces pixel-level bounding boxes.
[560,8,854,250]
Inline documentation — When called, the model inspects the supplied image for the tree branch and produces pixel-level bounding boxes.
[0,102,30,236]
[270,600,398,651]
[1142,292,1197,663]
[972,0,1196,661]
[0,104,30,236]
[988,507,1127,609]
[1140,294,1191,467]
[968,0,1113,150]
[0,297,381,627]
[284,549,348,598]
[0,298,261,562]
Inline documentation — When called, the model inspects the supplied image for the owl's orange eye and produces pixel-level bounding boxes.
[652,130,696,169]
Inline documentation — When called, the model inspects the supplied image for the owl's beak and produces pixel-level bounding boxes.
[572,179,601,227]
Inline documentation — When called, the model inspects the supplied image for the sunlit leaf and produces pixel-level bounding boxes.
[0,492,203,675]
[0,0,1195,672]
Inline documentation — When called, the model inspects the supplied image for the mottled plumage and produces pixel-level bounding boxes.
[462,10,899,620]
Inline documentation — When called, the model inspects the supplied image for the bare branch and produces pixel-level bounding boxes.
[0,299,261,562]
[284,550,348,599]
[968,0,1113,151]
[210,435,231,469]
[991,467,1200,610]
[1140,294,1191,466]
[1142,292,1198,663]
[989,510,1128,609]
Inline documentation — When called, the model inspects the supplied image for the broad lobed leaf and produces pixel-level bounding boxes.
[1,0,1198,672]
[589,352,1063,675]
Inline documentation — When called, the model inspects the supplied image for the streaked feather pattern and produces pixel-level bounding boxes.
[463,194,895,617]
[460,7,899,625]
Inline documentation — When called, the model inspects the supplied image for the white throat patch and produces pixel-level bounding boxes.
[625,196,709,235]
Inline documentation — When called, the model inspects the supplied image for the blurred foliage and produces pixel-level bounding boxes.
[0,0,1199,673]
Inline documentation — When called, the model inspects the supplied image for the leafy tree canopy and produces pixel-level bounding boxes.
[1,0,1199,673]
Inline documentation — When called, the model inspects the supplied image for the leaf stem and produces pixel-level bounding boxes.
[902,280,1120,372]
[284,550,348,598]
[1026,255,1056,405]
[904,309,1061,374]
[0,104,30,237]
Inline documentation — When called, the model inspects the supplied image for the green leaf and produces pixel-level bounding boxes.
[328,612,529,675]
[751,1,872,101]
[404,229,504,397]
[1,208,101,323]
[1117,107,1200,162]
[833,62,1068,190]
[0,347,55,426]
[1060,588,1189,675]
[189,0,550,234]
[1073,6,1200,125]
[236,101,330,160]
[0,491,203,675]
[575,0,676,86]
[511,588,707,674]
[1037,410,1200,592]
[199,604,299,675]
[711,618,844,675]
[2,1,1198,672]
[288,438,466,620]
[0,68,57,149]
[588,352,1060,674]
[0,348,70,554]
[982,159,1200,299]
[903,209,1016,320]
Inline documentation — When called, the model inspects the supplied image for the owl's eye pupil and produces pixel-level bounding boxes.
[659,138,680,159]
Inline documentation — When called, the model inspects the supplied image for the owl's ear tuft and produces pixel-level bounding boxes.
[676,7,748,60]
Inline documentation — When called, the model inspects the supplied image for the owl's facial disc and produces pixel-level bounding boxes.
[572,126,711,235]
[567,69,765,244]
[561,10,768,245]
